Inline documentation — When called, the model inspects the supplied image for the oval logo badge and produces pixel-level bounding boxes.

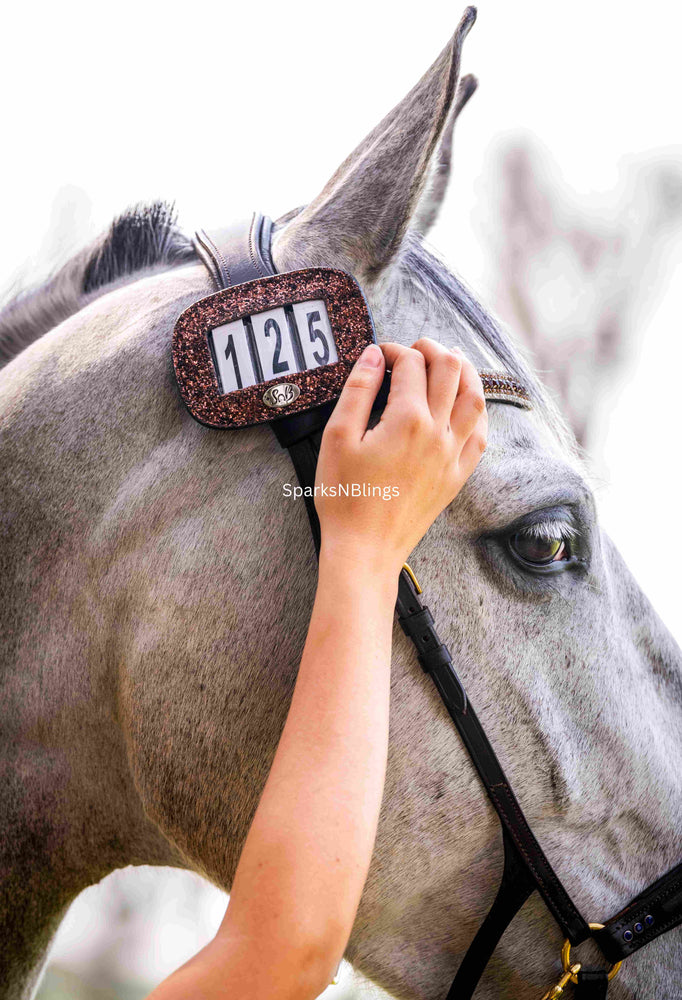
[263,383,301,409]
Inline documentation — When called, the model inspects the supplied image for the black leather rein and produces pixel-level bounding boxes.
[190,213,682,999]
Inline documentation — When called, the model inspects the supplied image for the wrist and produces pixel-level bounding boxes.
[318,537,402,599]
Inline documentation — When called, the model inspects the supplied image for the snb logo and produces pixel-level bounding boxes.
[262,383,301,409]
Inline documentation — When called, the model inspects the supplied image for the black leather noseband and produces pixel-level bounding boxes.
[190,213,682,999]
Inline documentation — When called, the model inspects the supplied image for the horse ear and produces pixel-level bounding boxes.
[272,7,477,280]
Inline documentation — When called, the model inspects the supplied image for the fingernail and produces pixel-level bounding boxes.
[358,344,383,367]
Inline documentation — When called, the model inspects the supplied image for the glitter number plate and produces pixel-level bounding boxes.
[172,268,376,428]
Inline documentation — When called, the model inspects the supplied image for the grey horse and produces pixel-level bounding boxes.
[1,9,680,999]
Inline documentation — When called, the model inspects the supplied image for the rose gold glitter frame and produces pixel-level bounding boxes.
[173,268,376,428]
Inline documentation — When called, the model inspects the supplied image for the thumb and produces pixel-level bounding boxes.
[325,343,385,440]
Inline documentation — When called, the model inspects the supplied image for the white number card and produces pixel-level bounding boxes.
[250,307,300,381]
[210,319,258,393]
[291,300,338,370]
[208,300,339,395]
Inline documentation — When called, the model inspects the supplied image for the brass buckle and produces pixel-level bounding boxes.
[401,562,422,594]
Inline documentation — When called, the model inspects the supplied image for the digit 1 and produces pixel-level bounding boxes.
[224,334,242,389]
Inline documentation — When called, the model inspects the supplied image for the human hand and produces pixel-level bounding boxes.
[315,338,487,575]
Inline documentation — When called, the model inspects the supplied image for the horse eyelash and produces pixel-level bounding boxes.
[517,519,579,542]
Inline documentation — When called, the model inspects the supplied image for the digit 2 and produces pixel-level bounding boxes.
[264,318,289,374]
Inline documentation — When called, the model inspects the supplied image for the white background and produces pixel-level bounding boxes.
[2,0,680,640]
[2,1,680,991]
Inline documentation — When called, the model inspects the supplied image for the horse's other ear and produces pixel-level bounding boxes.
[412,73,477,236]
[272,7,477,281]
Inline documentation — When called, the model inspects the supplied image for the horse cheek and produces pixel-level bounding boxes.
[114,559,300,888]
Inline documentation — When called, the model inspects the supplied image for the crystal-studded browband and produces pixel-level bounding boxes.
[479,371,532,410]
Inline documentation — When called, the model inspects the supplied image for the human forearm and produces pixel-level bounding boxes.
[219,545,397,979]
[146,339,488,1000]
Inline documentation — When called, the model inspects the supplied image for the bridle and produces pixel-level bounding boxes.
[182,213,682,999]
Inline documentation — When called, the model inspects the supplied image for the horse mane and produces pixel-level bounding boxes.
[0,200,194,369]
[81,201,194,294]
[399,233,576,451]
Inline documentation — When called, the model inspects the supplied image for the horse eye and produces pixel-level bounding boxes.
[508,531,569,566]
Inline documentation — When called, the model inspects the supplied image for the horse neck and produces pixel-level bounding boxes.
[0,263,208,998]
